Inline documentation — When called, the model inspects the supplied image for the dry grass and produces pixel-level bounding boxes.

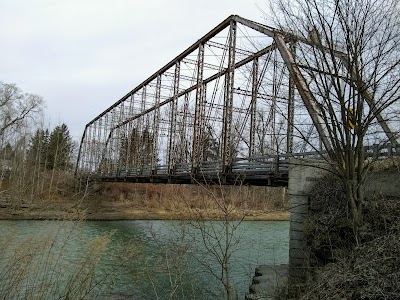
[0,171,290,220]
[93,182,289,220]
[369,156,400,171]
[301,233,400,300]
[0,222,139,300]
[290,174,400,300]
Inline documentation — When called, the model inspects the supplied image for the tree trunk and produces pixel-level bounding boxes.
[346,180,363,228]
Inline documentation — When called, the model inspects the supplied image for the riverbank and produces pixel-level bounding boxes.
[0,202,289,221]
[0,181,289,221]
[0,200,289,221]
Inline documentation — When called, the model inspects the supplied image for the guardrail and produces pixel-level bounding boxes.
[88,143,399,186]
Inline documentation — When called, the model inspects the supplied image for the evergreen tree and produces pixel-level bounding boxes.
[47,124,73,170]
[27,129,49,168]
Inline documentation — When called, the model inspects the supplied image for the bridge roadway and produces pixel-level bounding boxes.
[94,154,290,186]
[89,144,399,186]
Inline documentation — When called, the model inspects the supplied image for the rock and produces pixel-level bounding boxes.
[246,264,288,300]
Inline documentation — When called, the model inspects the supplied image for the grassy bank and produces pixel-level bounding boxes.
[0,173,289,221]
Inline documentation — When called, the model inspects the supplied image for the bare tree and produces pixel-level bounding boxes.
[0,82,44,203]
[0,82,44,139]
[268,0,400,226]
[182,178,253,300]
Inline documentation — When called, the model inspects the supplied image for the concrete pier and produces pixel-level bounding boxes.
[245,157,400,298]
[287,158,328,284]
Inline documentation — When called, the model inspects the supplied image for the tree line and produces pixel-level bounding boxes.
[0,81,75,202]
[26,124,73,171]
[1,124,74,172]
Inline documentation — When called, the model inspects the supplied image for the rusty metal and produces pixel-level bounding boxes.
[74,15,398,186]
[249,58,258,157]
[286,42,295,154]
[192,43,205,171]
[151,74,161,172]
[167,62,180,172]
[221,20,236,172]
[274,33,334,157]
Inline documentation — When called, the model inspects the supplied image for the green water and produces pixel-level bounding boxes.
[0,220,289,299]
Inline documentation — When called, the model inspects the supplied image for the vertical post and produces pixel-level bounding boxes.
[126,94,134,174]
[85,126,92,172]
[271,51,278,155]
[85,127,93,173]
[96,121,102,173]
[139,87,147,173]
[109,109,117,175]
[181,93,190,163]
[249,58,258,158]
[96,118,103,173]
[75,123,89,176]
[91,125,98,172]
[287,43,295,155]
[102,114,109,174]
[192,43,205,172]
[222,20,236,172]
[106,114,113,175]
[201,83,208,162]
[116,104,125,175]
[168,61,180,173]
[152,74,161,173]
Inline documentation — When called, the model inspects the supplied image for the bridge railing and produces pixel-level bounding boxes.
[232,155,289,174]
[89,143,399,184]
[175,163,191,173]
[364,143,400,159]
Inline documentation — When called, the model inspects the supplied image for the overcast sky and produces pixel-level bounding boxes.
[0,0,266,140]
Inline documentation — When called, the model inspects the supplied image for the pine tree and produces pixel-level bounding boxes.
[47,124,73,170]
[27,129,49,168]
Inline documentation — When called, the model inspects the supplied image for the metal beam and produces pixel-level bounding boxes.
[286,43,295,154]
[111,43,277,131]
[85,15,236,127]
[274,33,334,157]
[168,62,180,171]
[338,56,399,145]
[151,74,162,172]
[221,20,237,171]
[249,58,258,157]
[192,43,205,170]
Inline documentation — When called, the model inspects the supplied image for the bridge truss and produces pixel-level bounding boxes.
[76,15,398,186]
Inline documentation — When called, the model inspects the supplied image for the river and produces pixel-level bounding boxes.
[0,220,289,299]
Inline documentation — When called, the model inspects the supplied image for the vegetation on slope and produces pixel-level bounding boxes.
[297,174,399,300]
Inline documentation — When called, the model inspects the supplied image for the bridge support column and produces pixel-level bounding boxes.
[288,158,328,285]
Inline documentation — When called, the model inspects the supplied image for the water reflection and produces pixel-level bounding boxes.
[0,220,289,299]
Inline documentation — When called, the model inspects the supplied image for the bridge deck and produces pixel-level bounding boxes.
[87,145,399,186]
[97,172,289,186]
[91,156,290,186]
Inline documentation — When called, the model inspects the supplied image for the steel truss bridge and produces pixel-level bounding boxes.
[76,15,399,186]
